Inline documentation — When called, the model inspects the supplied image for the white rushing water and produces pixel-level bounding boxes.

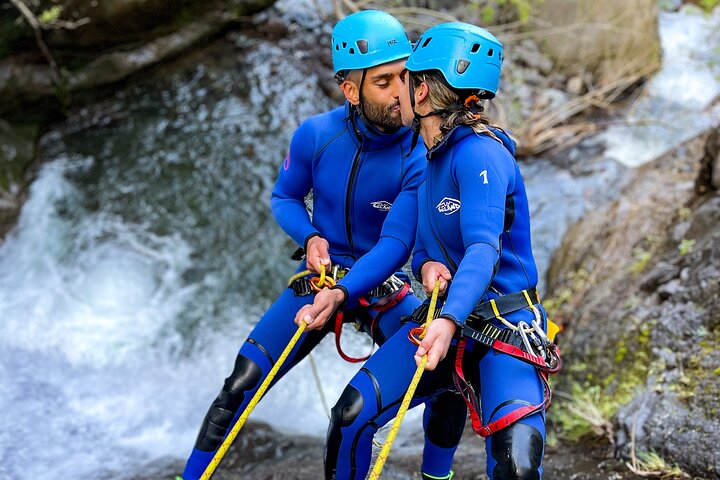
[1,3,715,479]
[602,5,720,168]
[0,27,364,479]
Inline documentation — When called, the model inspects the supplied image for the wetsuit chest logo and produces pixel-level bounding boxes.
[436,197,461,215]
[371,201,393,212]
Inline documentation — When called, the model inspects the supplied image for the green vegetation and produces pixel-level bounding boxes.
[469,0,542,25]
[678,238,696,256]
[551,319,654,442]
[628,450,690,478]
[39,6,62,25]
[699,0,720,12]
[631,247,652,274]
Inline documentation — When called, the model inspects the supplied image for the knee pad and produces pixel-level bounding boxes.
[325,385,364,479]
[330,385,365,427]
[491,423,543,480]
[194,354,262,451]
[425,392,467,448]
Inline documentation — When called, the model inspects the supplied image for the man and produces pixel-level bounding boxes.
[179,10,463,480]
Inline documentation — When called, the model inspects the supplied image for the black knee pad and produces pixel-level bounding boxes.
[325,385,364,479]
[194,354,262,451]
[491,422,544,480]
[330,385,365,427]
[425,392,467,448]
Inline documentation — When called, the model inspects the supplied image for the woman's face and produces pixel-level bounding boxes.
[397,69,415,128]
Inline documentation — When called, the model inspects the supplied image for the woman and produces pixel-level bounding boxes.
[324,22,559,480]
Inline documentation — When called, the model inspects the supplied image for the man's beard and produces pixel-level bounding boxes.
[362,99,402,131]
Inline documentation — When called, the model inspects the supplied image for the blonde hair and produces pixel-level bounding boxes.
[411,71,501,145]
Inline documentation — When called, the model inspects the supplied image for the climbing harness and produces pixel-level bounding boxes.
[288,265,411,363]
[368,281,441,480]
[287,265,339,295]
[453,289,562,438]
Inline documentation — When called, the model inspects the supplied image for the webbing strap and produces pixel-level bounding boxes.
[358,282,411,311]
[334,311,375,363]
[453,338,553,437]
[461,323,560,374]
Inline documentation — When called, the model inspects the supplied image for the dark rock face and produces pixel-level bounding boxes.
[0,0,277,117]
[547,128,720,479]
[0,120,38,238]
[696,127,720,194]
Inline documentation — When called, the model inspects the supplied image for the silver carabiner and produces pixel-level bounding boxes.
[518,321,535,356]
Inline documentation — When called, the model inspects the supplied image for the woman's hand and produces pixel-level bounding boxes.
[294,288,345,330]
[414,317,457,370]
[420,261,452,296]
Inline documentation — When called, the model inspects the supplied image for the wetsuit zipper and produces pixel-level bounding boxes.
[345,147,362,255]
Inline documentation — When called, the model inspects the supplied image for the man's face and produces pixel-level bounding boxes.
[347,59,407,131]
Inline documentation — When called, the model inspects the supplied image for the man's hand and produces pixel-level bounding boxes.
[414,317,457,370]
[306,236,331,274]
[420,261,452,296]
[294,288,346,330]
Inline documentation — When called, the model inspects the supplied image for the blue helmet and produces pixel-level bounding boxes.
[406,22,503,98]
[331,10,412,75]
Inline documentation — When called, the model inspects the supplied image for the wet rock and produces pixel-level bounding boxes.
[0,120,38,238]
[547,131,720,479]
[566,75,585,95]
[639,260,678,292]
[515,39,554,75]
[696,126,720,194]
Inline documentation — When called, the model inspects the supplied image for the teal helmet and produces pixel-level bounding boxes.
[331,10,412,75]
[406,22,503,98]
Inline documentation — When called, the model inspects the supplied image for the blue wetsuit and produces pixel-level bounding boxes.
[330,126,547,479]
[181,104,463,480]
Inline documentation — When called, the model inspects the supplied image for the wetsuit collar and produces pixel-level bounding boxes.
[344,102,410,151]
[426,125,475,159]
[426,125,517,159]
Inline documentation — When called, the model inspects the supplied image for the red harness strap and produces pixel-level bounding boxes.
[453,338,554,437]
[334,282,411,363]
[334,310,372,363]
[491,339,562,374]
[358,282,411,311]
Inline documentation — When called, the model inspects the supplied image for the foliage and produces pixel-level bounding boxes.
[551,382,614,442]
[39,5,62,25]
[678,238,696,256]
[631,247,652,274]
[627,450,690,478]
[699,0,720,12]
[468,0,542,25]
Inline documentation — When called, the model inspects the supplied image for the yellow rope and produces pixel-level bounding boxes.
[287,269,313,286]
[200,322,306,479]
[368,281,440,480]
[200,264,334,479]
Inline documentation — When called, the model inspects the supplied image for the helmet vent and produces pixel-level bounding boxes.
[471,43,480,53]
[421,37,432,48]
[349,48,355,54]
[335,44,339,50]
[487,48,494,57]
[342,42,347,48]
[356,40,368,54]
[457,59,470,74]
